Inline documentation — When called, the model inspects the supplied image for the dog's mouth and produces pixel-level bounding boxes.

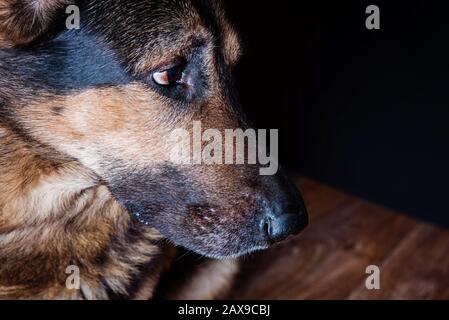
[116,196,307,259]
[106,164,308,258]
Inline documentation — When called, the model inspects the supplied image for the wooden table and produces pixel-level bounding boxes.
[231,177,449,300]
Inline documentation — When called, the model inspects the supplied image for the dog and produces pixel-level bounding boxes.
[0,0,308,299]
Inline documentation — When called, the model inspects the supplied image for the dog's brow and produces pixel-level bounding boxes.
[134,32,212,74]
[221,26,242,65]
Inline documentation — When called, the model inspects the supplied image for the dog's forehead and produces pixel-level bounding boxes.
[82,0,240,73]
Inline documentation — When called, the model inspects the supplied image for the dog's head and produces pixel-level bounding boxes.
[0,0,308,258]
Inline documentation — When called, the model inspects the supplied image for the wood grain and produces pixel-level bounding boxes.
[231,176,449,300]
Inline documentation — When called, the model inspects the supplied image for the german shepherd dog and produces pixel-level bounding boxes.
[0,0,308,299]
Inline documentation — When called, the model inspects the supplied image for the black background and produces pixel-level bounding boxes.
[0,300,436,318]
[224,0,449,227]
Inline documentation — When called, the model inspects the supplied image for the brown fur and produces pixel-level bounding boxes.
[0,0,70,46]
[0,85,239,298]
[0,0,307,299]
[0,124,167,299]
[0,0,244,299]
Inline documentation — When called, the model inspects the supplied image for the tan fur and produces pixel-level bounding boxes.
[214,1,242,65]
[0,0,70,46]
[0,84,241,299]
[0,0,263,300]
[0,125,170,299]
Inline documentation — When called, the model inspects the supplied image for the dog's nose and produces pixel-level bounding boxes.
[260,204,308,243]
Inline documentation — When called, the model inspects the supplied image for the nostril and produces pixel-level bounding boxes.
[260,216,271,240]
[264,212,308,243]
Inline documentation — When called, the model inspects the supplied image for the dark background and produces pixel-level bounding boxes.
[224,0,449,227]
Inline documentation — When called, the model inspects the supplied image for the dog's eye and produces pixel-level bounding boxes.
[152,65,185,86]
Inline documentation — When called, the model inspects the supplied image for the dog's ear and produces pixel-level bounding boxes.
[0,0,70,47]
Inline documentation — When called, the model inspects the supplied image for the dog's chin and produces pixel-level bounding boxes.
[196,245,270,260]
[125,206,270,259]
[177,241,271,260]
